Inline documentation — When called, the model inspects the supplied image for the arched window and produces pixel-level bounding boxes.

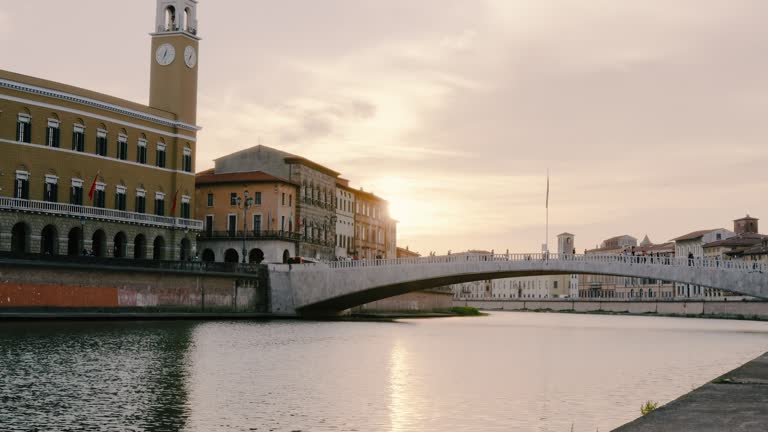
[165,6,177,31]
[184,7,191,31]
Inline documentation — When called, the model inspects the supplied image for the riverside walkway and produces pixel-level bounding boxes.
[614,351,768,431]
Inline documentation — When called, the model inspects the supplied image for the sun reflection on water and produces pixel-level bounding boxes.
[389,341,414,432]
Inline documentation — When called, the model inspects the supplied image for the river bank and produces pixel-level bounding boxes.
[459,299,768,321]
[614,351,768,431]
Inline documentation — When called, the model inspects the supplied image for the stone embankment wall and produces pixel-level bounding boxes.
[355,290,453,313]
[0,262,269,314]
[457,299,768,319]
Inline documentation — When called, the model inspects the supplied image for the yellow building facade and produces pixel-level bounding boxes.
[0,0,202,260]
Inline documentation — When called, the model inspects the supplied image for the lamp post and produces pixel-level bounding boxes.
[236,190,253,264]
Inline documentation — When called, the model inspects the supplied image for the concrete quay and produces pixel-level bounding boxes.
[614,352,768,431]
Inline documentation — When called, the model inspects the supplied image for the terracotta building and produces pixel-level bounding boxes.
[195,170,298,263]
[0,0,202,260]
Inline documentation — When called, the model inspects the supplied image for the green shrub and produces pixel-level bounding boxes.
[641,400,659,416]
[450,306,482,316]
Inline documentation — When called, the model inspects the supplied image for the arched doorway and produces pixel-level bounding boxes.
[68,227,82,256]
[11,223,30,255]
[201,249,215,262]
[180,238,192,261]
[224,249,239,263]
[92,230,107,257]
[153,236,166,261]
[40,225,59,255]
[282,250,290,264]
[113,232,127,258]
[249,248,265,264]
[134,234,147,259]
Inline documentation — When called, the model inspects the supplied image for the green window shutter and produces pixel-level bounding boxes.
[16,122,20,141]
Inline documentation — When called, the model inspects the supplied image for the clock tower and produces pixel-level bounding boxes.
[149,0,200,125]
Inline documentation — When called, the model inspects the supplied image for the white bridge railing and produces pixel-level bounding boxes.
[326,253,768,274]
[0,197,203,230]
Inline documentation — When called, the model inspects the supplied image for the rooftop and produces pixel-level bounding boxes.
[671,229,720,242]
[0,69,180,124]
[195,169,298,187]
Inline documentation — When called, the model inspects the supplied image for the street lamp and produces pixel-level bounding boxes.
[236,190,253,264]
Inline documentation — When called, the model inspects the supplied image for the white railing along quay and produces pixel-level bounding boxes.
[0,196,203,230]
[325,253,768,274]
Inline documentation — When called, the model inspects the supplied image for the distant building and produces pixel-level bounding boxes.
[353,188,397,260]
[451,235,576,300]
[672,228,735,298]
[335,178,355,259]
[397,246,421,258]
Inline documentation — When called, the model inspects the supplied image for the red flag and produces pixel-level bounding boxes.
[88,171,100,201]
[170,190,179,215]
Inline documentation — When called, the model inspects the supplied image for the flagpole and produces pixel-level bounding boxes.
[546,169,549,255]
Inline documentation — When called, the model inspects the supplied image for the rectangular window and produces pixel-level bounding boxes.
[46,119,60,148]
[281,216,285,231]
[44,175,59,202]
[205,215,214,237]
[115,186,127,211]
[117,135,128,160]
[96,130,108,156]
[155,192,165,216]
[14,171,29,199]
[16,114,31,143]
[253,214,262,234]
[70,178,84,206]
[137,139,148,164]
[156,143,166,168]
[227,214,237,236]
[230,192,238,206]
[181,195,191,219]
[207,193,214,207]
[254,192,262,205]
[72,125,85,152]
[289,194,292,207]
[282,192,286,206]
[135,189,146,214]
[93,183,106,208]
[182,147,193,172]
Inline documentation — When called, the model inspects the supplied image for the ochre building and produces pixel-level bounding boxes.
[0,0,203,260]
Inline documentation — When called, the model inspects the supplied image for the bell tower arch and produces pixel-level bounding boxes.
[149,0,200,125]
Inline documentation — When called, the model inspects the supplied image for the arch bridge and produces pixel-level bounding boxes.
[266,254,768,317]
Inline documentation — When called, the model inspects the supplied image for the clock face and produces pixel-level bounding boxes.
[155,43,176,66]
[184,46,197,68]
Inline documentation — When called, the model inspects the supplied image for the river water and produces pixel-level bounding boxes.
[2,312,768,432]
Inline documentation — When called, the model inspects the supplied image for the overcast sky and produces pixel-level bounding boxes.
[3,1,768,255]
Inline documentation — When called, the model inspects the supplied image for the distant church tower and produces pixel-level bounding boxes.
[557,232,575,256]
[150,0,200,125]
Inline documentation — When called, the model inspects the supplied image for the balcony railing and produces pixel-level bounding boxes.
[300,196,335,211]
[0,197,203,231]
[199,229,334,247]
[0,251,258,274]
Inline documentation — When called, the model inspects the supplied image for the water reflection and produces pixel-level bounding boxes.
[2,314,768,431]
[389,341,411,432]
[0,321,194,431]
